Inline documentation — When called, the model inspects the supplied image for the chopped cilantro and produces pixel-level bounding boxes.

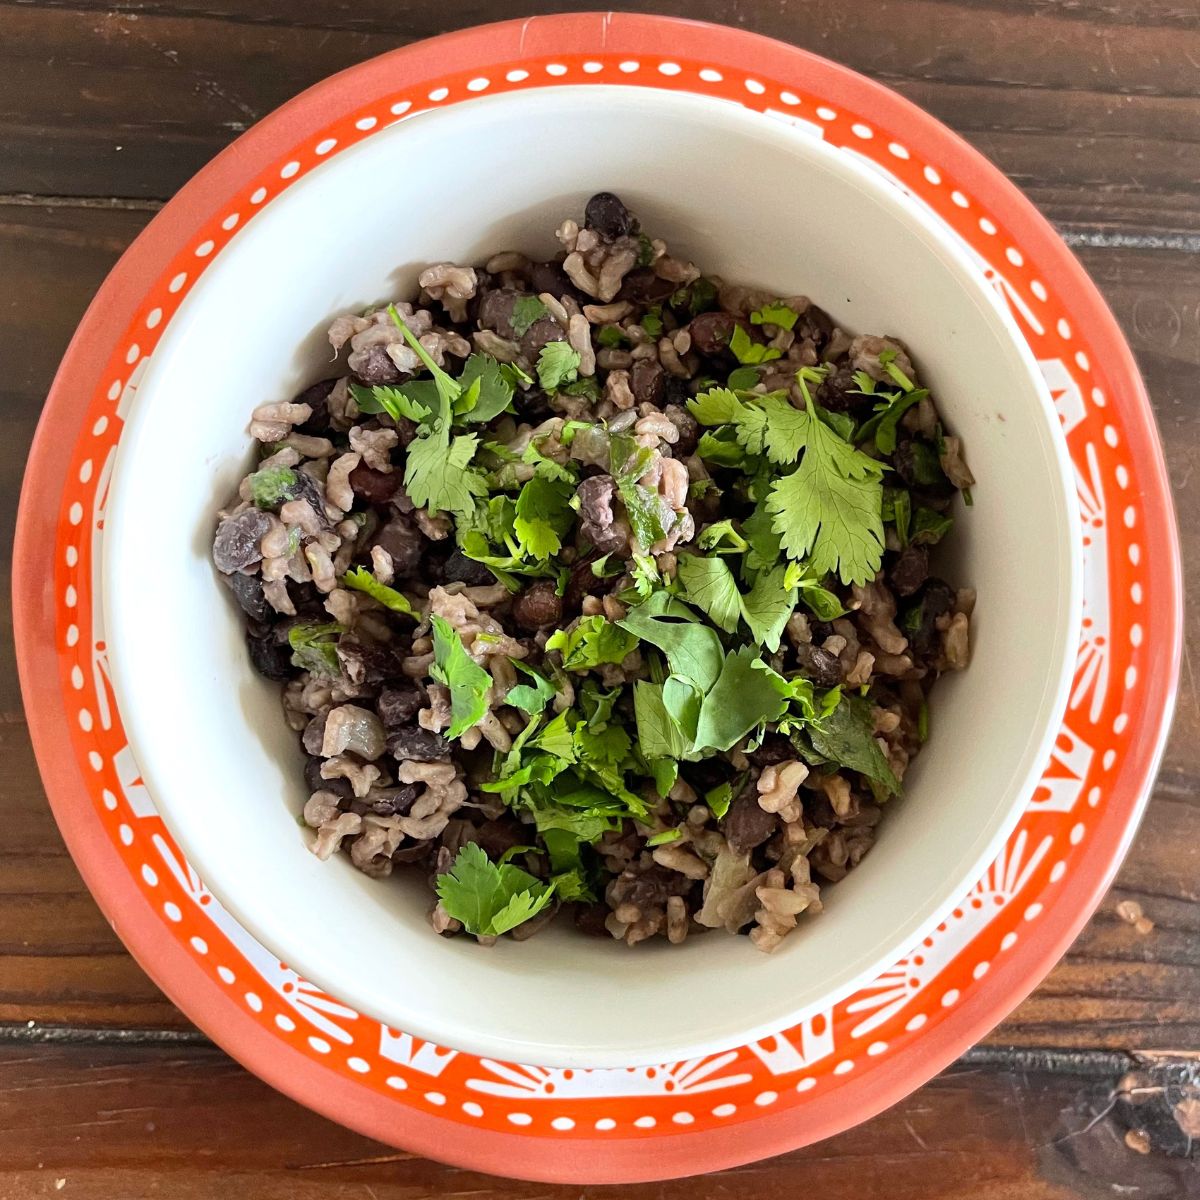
[341,566,415,615]
[750,301,799,330]
[513,475,575,560]
[248,465,299,509]
[596,324,628,349]
[693,648,790,752]
[509,295,549,338]
[536,341,582,391]
[435,843,555,937]
[636,233,656,267]
[287,622,342,677]
[729,325,782,365]
[505,662,557,716]
[912,507,954,545]
[645,828,683,847]
[429,615,491,739]
[805,693,901,797]
[641,306,664,338]
[350,382,431,426]
[546,617,638,672]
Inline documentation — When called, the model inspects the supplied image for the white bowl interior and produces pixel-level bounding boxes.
[104,87,1079,1067]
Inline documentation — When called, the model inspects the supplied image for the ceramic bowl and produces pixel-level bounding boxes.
[98,81,1080,1068]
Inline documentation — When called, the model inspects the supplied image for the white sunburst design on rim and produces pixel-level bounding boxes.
[844,829,1053,1040]
[466,1052,754,1099]
[1073,442,1111,725]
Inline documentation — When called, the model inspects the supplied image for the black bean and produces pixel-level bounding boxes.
[512,581,563,631]
[796,304,834,350]
[336,635,402,687]
[616,267,675,304]
[476,287,524,338]
[630,359,665,407]
[817,365,874,415]
[473,818,529,860]
[304,755,353,801]
[443,548,496,587]
[387,725,451,763]
[213,508,273,574]
[563,554,607,615]
[246,631,292,681]
[889,543,929,597]
[290,471,333,529]
[574,902,611,937]
[349,462,403,504]
[749,733,793,767]
[302,714,327,756]
[722,790,778,855]
[680,757,734,794]
[368,784,420,816]
[371,515,423,577]
[903,579,955,659]
[352,345,403,385]
[294,377,339,436]
[520,316,568,361]
[377,683,426,729]
[794,643,843,687]
[576,475,628,554]
[610,865,687,909]
[584,191,637,239]
[228,570,270,622]
[527,261,586,302]
[894,439,954,495]
[663,404,699,456]
[687,311,741,357]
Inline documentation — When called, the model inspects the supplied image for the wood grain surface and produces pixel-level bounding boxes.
[1,0,1197,1194]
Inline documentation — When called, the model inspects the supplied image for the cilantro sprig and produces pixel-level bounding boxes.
[435,843,555,937]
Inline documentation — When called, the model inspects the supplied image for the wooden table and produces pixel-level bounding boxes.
[2,2,1197,1195]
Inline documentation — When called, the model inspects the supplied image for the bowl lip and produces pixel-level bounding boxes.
[12,12,1182,1183]
[97,77,1083,1071]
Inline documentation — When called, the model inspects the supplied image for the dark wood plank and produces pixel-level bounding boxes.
[1,203,1199,1047]
[1,0,1200,237]
[0,1042,1196,1197]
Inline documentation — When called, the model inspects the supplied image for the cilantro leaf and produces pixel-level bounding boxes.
[806,693,901,797]
[455,354,515,424]
[912,507,954,545]
[696,428,749,468]
[350,382,431,426]
[609,435,677,552]
[505,661,556,715]
[596,324,627,349]
[617,594,723,691]
[766,413,886,586]
[646,828,683,847]
[341,566,416,615]
[676,554,742,633]
[688,387,808,465]
[641,307,664,338]
[750,301,800,330]
[513,475,575,560]
[693,648,790,752]
[536,342,582,391]
[650,758,679,798]
[248,465,299,508]
[430,615,491,739]
[546,616,638,672]
[435,843,555,937]
[703,777,739,819]
[633,681,692,760]
[509,295,549,338]
[729,325,782,365]
[795,581,846,622]
[405,432,489,520]
[287,622,342,677]
[740,564,797,652]
[742,502,783,575]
